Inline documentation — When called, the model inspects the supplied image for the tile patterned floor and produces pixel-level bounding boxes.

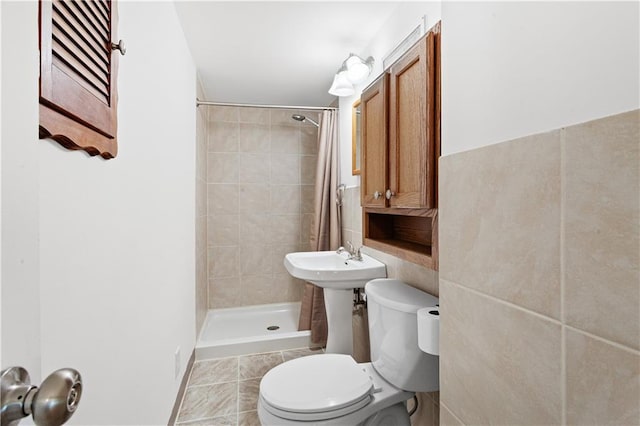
[174,347,323,426]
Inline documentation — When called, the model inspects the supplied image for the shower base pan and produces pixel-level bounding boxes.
[196,302,312,360]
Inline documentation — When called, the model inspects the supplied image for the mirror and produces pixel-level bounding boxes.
[352,99,361,175]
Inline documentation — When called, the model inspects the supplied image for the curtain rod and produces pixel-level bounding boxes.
[196,99,338,111]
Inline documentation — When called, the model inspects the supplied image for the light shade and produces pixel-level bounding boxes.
[328,70,355,97]
[345,54,374,84]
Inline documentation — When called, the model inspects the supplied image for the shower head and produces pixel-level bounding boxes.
[291,114,319,128]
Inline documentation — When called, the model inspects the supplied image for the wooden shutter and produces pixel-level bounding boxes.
[39,0,119,159]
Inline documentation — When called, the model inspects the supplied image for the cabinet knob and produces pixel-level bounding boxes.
[373,191,382,200]
[385,189,395,200]
[111,40,126,56]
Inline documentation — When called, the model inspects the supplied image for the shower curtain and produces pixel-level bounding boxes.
[298,109,342,346]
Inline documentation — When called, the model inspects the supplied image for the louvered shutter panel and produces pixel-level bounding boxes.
[39,0,118,159]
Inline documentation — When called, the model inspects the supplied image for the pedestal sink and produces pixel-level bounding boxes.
[284,251,387,354]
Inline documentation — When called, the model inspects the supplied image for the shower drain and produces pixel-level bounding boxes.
[266,325,280,331]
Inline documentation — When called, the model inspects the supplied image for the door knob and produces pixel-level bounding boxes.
[373,191,382,200]
[1,366,82,426]
[385,189,395,199]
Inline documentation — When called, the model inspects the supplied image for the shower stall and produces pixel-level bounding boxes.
[195,103,326,358]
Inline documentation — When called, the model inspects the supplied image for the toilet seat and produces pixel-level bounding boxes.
[260,354,374,421]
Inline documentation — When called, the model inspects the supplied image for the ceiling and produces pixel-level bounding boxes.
[174,1,401,107]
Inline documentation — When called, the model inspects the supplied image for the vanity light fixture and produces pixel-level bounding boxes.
[328,53,374,97]
[328,67,355,97]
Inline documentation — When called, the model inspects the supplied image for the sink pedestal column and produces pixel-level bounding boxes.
[323,288,354,355]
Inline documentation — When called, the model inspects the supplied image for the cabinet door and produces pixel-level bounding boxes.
[39,0,119,158]
[388,32,435,208]
[360,74,389,208]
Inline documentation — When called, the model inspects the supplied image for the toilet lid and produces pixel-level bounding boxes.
[260,354,373,415]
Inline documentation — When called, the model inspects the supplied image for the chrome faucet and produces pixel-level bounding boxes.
[336,241,363,261]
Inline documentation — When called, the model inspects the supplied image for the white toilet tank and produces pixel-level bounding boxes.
[365,278,439,392]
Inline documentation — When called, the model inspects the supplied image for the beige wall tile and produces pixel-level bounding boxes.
[361,246,397,278]
[208,246,239,278]
[342,229,353,248]
[239,244,272,276]
[439,131,562,319]
[196,177,207,217]
[209,122,239,152]
[270,244,299,275]
[208,277,241,309]
[239,153,270,184]
[439,279,562,425]
[440,403,464,426]
[238,184,270,213]
[300,155,317,185]
[207,152,238,184]
[196,215,208,335]
[278,274,305,302]
[239,123,270,153]
[270,109,301,126]
[271,185,300,214]
[270,215,301,244]
[204,106,318,309]
[208,215,239,247]
[351,231,363,248]
[271,154,300,184]
[300,126,318,154]
[566,328,640,425]
[196,83,208,335]
[341,187,354,231]
[207,184,238,215]
[564,110,640,350]
[238,213,271,244]
[271,125,300,154]
[301,185,315,214]
[396,259,439,297]
[209,106,239,123]
[351,187,362,231]
[239,107,270,124]
[241,274,283,305]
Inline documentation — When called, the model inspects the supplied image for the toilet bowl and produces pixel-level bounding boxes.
[258,354,413,425]
[257,279,439,425]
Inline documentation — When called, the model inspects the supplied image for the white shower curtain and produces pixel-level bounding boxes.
[298,109,342,345]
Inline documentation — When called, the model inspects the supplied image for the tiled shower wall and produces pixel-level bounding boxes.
[206,106,319,309]
[439,110,639,425]
[195,81,208,335]
[341,186,441,426]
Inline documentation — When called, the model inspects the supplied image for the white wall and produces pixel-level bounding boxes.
[1,0,42,382]
[441,1,640,155]
[2,1,197,424]
[338,2,442,187]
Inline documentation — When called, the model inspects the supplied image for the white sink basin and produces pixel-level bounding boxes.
[284,251,387,289]
[284,250,388,355]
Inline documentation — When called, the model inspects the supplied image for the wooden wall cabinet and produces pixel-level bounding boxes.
[360,23,441,269]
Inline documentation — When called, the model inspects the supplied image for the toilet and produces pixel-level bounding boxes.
[257,278,439,426]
